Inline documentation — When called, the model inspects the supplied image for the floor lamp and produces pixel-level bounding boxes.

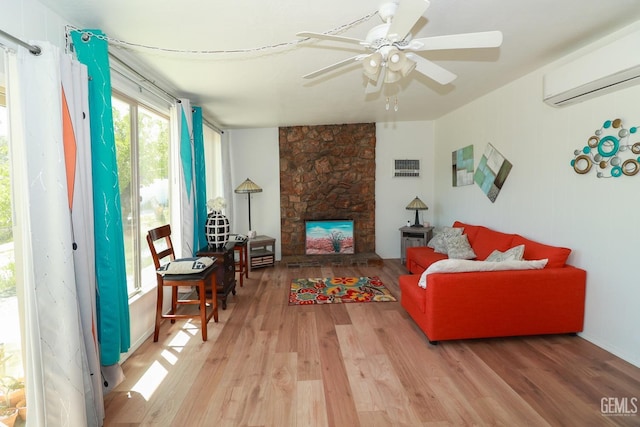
[234,178,263,234]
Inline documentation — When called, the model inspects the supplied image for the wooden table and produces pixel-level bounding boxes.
[399,226,433,264]
[196,243,237,309]
[249,235,276,270]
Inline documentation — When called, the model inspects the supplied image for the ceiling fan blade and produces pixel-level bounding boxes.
[406,53,457,85]
[386,0,430,42]
[408,31,503,51]
[365,67,386,94]
[296,31,365,46]
[302,55,366,79]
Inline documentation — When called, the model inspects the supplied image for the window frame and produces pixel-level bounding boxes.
[111,90,171,298]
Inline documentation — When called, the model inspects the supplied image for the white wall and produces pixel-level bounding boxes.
[375,121,435,258]
[0,0,68,49]
[433,24,640,367]
[227,128,282,259]
[226,123,435,261]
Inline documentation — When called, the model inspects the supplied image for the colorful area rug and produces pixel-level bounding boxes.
[289,276,396,305]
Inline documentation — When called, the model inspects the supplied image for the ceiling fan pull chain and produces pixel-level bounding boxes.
[384,96,399,112]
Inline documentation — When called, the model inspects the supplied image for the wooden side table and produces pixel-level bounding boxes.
[196,243,237,309]
[399,226,433,264]
[249,235,276,270]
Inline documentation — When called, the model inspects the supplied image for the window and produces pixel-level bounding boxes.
[0,52,26,413]
[203,124,223,202]
[112,93,170,297]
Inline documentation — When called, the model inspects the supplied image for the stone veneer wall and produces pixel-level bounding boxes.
[279,123,376,256]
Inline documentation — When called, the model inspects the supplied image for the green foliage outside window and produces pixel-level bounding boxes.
[0,135,11,245]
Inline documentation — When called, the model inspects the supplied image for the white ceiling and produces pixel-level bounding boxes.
[38,0,640,129]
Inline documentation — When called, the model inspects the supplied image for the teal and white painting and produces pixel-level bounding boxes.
[474,143,512,203]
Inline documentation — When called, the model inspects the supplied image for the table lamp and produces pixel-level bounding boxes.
[234,178,262,233]
[406,196,428,227]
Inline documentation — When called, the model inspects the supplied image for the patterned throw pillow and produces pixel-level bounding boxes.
[157,257,215,275]
[445,234,477,260]
[428,226,464,254]
[485,244,525,262]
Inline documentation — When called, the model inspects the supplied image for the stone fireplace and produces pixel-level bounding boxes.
[279,123,379,264]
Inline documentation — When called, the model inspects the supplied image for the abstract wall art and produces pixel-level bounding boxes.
[452,144,474,186]
[570,118,640,178]
[474,143,513,203]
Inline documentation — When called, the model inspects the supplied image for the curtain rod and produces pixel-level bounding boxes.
[0,28,224,134]
[108,51,224,134]
[0,28,41,55]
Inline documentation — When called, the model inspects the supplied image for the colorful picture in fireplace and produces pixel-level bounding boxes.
[305,220,354,255]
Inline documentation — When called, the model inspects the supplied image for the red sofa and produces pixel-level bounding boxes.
[399,221,586,344]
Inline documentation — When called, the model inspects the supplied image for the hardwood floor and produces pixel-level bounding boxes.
[104,260,640,426]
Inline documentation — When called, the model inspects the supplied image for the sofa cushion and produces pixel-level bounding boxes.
[452,221,480,245]
[157,257,215,275]
[485,244,525,262]
[406,246,448,274]
[445,234,477,260]
[511,235,571,268]
[470,226,515,260]
[428,226,463,254]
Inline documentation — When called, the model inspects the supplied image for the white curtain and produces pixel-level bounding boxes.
[172,98,195,257]
[7,41,103,426]
[61,49,104,424]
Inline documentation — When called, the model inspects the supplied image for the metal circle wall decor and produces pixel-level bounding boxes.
[570,118,640,178]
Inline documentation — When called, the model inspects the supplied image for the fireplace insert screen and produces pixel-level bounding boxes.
[305,219,354,255]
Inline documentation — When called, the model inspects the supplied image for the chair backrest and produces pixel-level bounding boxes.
[147,224,176,269]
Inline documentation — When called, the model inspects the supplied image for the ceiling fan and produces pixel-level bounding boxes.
[297,0,503,93]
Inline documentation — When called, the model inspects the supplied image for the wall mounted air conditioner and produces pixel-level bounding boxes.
[393,159,420,177]
[543,28,640,107]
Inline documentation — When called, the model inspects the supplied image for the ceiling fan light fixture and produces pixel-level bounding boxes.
[387,50,404,69]
[387,50,416,77]
[399,57,417,77]
[363,52,383,80]
[364,69,381,81]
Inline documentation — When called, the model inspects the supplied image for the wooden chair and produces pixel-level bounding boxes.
[147,224,218,342]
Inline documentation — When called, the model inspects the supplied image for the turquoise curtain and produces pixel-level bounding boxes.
[192,107,208,252]
[177,101,195,256]
[70,29,131,365]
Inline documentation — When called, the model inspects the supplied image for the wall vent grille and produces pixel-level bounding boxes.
[393,159,420,177]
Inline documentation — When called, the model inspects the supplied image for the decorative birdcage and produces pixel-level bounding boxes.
[205,211,230,248]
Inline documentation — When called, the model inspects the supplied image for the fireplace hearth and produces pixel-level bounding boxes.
[281,252,383,268]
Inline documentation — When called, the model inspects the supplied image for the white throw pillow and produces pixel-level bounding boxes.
[427,226,464,254]
[485,244,525,262]
[418,258,548,289]
[157,257,215,275]
[445,234,477,260]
